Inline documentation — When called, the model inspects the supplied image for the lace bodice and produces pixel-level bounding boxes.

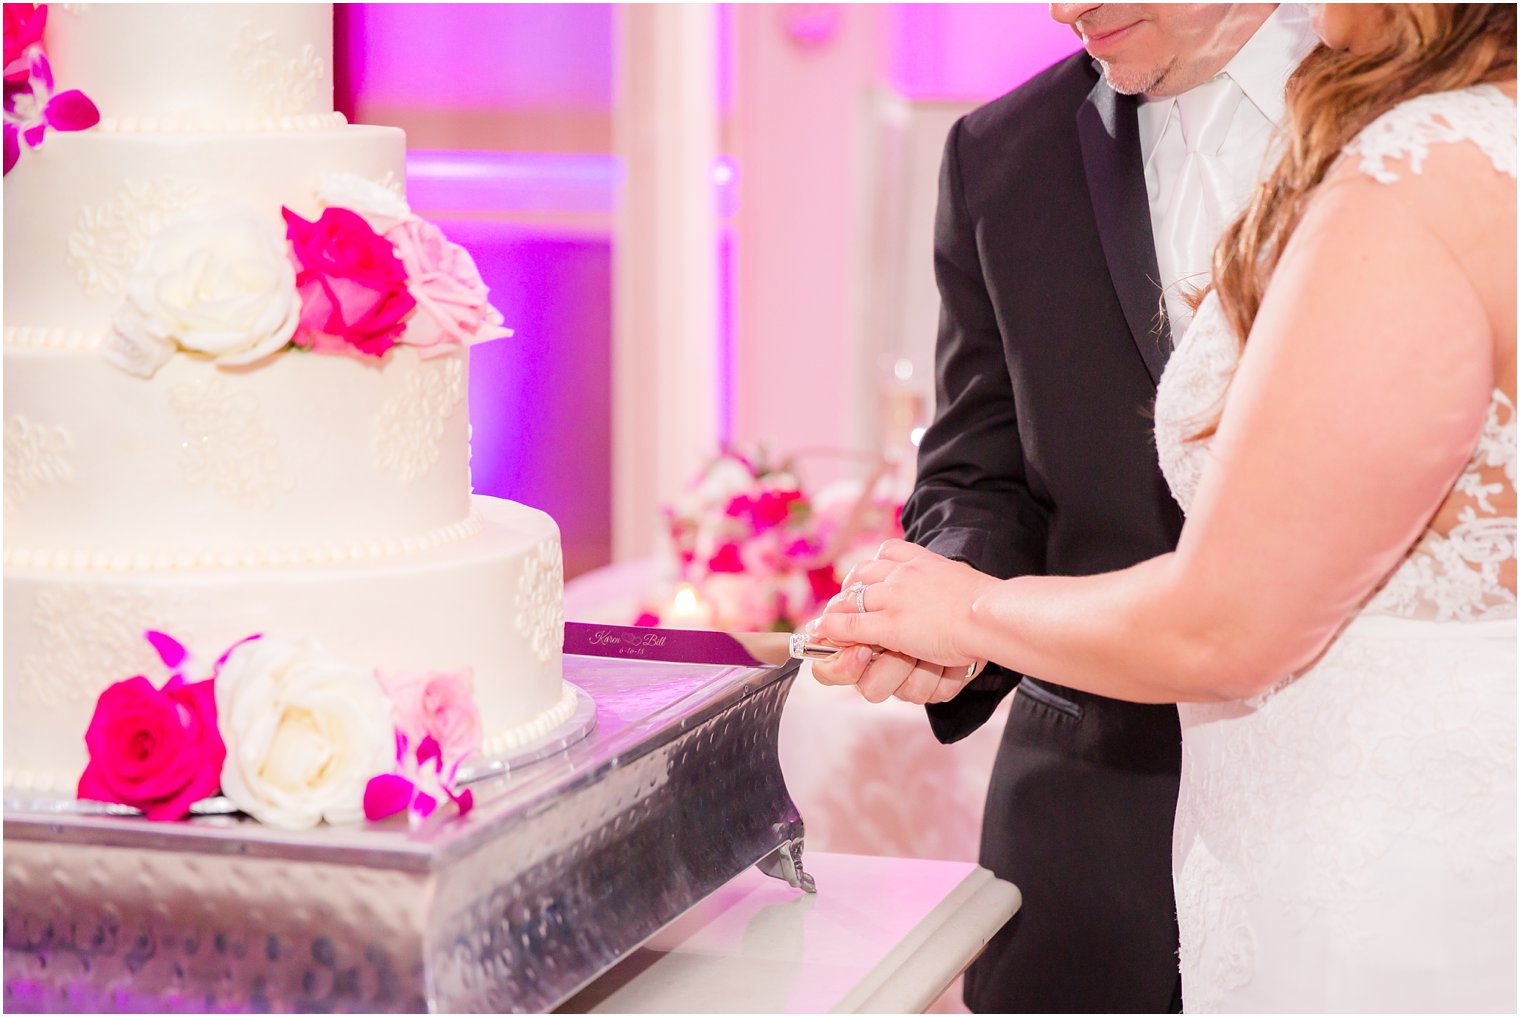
[1155,85,1517,623]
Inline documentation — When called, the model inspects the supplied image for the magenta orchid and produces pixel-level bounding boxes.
[3,47,99,175]
[362,730,475,827]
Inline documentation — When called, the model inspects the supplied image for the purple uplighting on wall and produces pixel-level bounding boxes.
[342,3,613,110]
[887,4,1081,101]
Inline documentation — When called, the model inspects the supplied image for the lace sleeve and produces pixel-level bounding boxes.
[1343,84,1517,184]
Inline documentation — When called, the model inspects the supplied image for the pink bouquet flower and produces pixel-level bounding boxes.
[386,217,510,358]
[643,448,903,632]
[283,206,416,359]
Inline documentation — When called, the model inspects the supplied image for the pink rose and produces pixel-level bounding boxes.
[385,217,509,358]
[3,4,45,85]
[377,668,481,766]
[77,674,225,821]
[283,206,416,359]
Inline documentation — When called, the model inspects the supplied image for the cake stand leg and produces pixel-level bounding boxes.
[756,837,817,893]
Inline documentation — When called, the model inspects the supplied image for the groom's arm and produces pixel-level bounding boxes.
[903,116,1049,745]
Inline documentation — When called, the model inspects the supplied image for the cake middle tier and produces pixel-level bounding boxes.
[4,344,476,564]
[3,124,405,334]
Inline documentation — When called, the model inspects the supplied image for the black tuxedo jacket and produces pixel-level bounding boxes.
[902,52,1186,1012]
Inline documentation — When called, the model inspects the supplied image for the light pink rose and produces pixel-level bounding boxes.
[377,668,481,766]
[385,218,509,358]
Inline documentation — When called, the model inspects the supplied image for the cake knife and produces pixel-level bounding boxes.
[562,621,847,668]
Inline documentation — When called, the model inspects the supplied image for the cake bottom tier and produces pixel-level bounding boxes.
[3,495,569,796]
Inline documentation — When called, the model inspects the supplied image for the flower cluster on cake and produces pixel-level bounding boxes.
[3,4,575,822]
[638,448,905,632]
[82,631,479,829]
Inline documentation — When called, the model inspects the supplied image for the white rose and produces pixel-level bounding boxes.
[316,172,412,232]
[104,200,300,378]
[216,636,394,830]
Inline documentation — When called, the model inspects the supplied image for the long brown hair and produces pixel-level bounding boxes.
[1195,4,1516,436]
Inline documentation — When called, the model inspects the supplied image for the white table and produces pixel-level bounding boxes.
[559,852,1020,1013]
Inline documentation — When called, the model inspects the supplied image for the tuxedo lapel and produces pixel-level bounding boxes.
[1077,73,1171,386]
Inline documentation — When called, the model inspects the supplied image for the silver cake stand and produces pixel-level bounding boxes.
[3,654,813,1013]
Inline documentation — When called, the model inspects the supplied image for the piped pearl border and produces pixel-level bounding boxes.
[477,680,581,758]
[4,515,484,572]
[97,112,348,134]
[4,326,104,352]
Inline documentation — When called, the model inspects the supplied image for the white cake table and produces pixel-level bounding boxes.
[558,852,1020,1013]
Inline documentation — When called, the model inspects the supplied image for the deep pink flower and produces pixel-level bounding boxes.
[807,565,842,605]
[283,206,416,359]
[2,3,45,86]
[77,674,225,821]
[708,542,745,573]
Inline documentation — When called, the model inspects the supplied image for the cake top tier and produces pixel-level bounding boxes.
[44,3,338,131]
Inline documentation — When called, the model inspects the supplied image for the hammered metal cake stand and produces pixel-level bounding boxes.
[3,654,812,1013]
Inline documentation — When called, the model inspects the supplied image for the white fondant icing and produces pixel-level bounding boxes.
[3,347,474,560]
[4,416,74,513]
[374,356,467,485]
[65,177,204,297]
[43,4,336,125]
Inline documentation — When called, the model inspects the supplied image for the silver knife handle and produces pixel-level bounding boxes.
[788,630,851,660]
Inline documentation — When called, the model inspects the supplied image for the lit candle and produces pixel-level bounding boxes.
[666,583,712,629]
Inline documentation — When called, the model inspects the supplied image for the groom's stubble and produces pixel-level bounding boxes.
[1049,3,1278,99]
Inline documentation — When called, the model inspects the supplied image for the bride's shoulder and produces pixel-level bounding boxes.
[1337,83,1517,187]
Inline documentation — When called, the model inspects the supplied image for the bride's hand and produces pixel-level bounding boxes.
[810,540,998,699]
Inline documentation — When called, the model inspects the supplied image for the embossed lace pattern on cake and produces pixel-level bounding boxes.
[234,23,324,117]
[170,379,291,507]
[4,415,74,513]
[18,586,169,708]
[374,356,465,485]
[65,178,202,297]
[516,538,565,664]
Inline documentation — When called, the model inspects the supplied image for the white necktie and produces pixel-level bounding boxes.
[1155,76,1245,338]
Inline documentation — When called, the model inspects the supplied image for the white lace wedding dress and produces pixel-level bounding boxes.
[1154,85,1517,1013]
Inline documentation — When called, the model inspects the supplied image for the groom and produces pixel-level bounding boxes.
[826,4,1316,1011]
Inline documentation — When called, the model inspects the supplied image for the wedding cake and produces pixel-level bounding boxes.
[2,4,573,812]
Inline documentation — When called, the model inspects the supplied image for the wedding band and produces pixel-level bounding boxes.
[849,581,869,614]
[965,660,984,680]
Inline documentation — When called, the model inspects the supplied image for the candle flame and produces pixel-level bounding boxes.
[673,584,700,614]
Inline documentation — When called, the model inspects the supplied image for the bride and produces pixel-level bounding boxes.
[813,4,1516,1012]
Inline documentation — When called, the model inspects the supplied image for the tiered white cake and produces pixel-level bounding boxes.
[3,3,573,795]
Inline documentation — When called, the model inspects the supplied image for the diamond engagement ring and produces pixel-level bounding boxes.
[848,581,868,614]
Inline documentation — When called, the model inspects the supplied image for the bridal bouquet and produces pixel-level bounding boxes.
[637,448,905,632]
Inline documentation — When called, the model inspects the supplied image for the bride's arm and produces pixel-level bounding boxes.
[820,156,1500,703]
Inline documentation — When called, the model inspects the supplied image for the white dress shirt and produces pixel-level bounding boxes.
[1139,4,1318,338]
